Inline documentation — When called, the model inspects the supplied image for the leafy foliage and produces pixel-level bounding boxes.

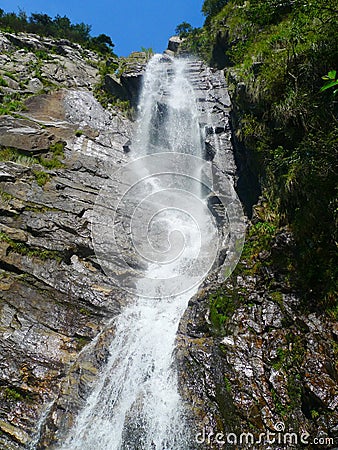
[0,92,26,115]
[202,0,229,18]
[184,0,338,308]
[175,22,193,38]
[321,70,338,95]
[140,47,154,60]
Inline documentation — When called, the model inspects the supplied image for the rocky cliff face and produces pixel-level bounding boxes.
[0,31,136,449]
[175,85,338,450]
[0,31,235,449]
[177,243,338,449]
[0,31,336,450]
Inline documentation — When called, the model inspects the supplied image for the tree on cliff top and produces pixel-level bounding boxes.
[0,9,115,55]
[202,0,228,18]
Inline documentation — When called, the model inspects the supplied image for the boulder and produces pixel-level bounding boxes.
[120,67,144,105]
[27,77,43,93]
[104,74,129,100]
[167,35,183,53]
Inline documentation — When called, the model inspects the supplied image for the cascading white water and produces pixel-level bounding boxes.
[60,55,218,450]
[133,55,203,158]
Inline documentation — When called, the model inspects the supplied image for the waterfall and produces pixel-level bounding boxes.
[59,55,224,450]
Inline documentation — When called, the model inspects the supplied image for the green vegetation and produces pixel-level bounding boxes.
[75,335,91,350]
[94,50,149,112]
[224,376,232,393]
[4,387,22,401]
[110,98,132,115]
[202,0,228,20]
[175,22,193,38]
[0,77,8,87]
[181,0,337,310]
[49,142,65,157]
[209,219,282,329]
[3,72,18,81]
[79,307,91,316]
[3,386,33,402]
[0,9,115,55]
[0,231,62,261]
[272,347,288,371]
[321,70,338,95]
[210,289,236,331]
[270,334,305,417]
[93,54,138,117]
[0,189,13,203]
[0,142,65,170]
[94,83,132,116]
[33,170,50,187]
[191,2,337,425]
[311,409,320,419]
[0,92,26,115]
[0,188,61,213]
[34,49,53,61]
[239,221,277,267]
[140,47,154,61]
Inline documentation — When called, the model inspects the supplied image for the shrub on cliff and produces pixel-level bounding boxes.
[181,0,338,307]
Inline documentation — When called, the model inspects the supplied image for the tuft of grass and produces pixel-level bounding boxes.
[38,155,64,169]
[0,76,9,87]
[3,386,33,402]
[224,376,232,393]
[4,387,23,401]
[33,170,50,187]
[0,92,26,115]
[3,71,18,81]
[75,335,91,351]
[34,49,52,60]
[49,141,65,157]
[0,231,62,262]
[0,143,65,170]
[311,410,319,419]
[0,99,25,115]
[209,288,237,332]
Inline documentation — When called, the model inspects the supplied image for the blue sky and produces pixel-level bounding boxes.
[0,0,205,56]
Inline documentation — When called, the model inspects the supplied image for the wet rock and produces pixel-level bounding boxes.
[115,52,147,104]
[123,139,132,153]
[177,257,338,447]
[0,420,30,445]
[205,140,217,161]
[120,71,143,104]
[0,34,134,448]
